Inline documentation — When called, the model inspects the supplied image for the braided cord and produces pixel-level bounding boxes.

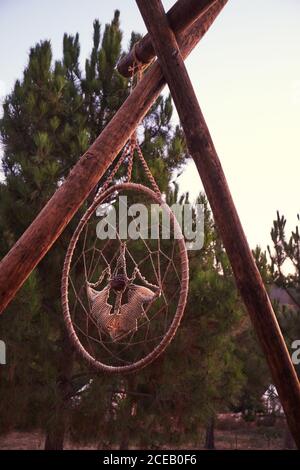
[94,42,160,202]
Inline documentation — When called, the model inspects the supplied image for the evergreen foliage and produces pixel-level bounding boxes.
[268,212,300,379]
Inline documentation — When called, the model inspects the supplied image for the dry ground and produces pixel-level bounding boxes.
[0,421,290,450]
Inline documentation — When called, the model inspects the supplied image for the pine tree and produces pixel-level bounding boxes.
[0,12,187,449]
[0,34,86,448]
[230,247,271,420]
[232,219,300,423]
[68,190,246,450]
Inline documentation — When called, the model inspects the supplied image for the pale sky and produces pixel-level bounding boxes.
[0,0,300,251]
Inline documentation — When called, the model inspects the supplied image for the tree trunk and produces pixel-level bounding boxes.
[119,436,129,450]
[204,417,215,450]
[45,419,66,450]
[44,335,74,450]
[283,423,296,450]
[118,376,137,450]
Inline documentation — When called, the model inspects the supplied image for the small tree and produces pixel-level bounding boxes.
[268,212,300,378]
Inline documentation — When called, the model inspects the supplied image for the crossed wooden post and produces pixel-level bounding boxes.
[1,0,300,446]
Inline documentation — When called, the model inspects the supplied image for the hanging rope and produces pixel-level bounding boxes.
[61,40,189,372]
[125,48,161,195]
[97,40,160,199]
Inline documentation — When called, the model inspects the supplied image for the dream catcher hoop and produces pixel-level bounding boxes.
[61,67,189,374]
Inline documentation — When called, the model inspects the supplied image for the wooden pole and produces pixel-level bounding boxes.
[0,0,228,314]
[117,0,216,77]
[136,0,300,448]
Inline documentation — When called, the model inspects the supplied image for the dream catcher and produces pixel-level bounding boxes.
[61,71,189,374]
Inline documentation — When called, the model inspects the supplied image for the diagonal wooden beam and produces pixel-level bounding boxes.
[0,0,228,314]
[117,0,217,77]
[135,0,300,448]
